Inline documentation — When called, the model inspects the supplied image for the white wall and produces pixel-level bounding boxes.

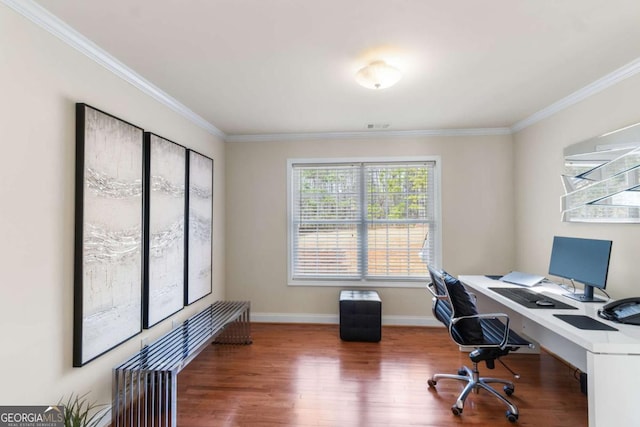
[225,135,515,321]
[0,6,225,407]
[513,73,640,299]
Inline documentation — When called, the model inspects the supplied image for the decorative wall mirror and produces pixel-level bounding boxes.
[562,122,640,223]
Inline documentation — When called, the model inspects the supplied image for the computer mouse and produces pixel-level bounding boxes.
[536,300,555,307]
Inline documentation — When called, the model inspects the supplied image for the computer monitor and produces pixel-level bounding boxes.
[548,236,612,302]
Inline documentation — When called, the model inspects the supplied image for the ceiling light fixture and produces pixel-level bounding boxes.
[355,60,402,89]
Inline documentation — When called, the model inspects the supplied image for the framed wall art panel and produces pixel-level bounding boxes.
[143,133,186,328]
[185,150,213,305]
[74,103,144,367]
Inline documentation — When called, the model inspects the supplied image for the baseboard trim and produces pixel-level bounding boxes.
[251,312,440,327]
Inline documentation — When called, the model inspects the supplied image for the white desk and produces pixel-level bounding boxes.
[460,275,640,427]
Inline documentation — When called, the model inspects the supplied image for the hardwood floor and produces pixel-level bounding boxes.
[177,323,587,426]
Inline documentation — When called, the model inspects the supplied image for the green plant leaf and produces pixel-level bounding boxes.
[58,393,108,427]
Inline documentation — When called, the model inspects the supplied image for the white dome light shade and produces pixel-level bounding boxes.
[355,60,402,89]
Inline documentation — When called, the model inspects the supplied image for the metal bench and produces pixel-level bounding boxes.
[112,301,251,426]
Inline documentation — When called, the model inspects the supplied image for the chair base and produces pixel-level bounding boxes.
[427,364,519,423]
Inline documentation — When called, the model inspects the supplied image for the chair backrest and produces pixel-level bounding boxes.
[427,265,485,346]
[427,265,455,325]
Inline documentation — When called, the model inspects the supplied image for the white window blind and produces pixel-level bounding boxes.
[290,160,437,282]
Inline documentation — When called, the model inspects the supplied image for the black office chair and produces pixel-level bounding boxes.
[426,265,532,422]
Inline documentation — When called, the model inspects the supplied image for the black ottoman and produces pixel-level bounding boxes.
[339,290,381,342]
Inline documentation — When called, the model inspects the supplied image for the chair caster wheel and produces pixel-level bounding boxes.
[451,406,463,416]
[506,411,518,422]
[427,379,437,388]
[504,385,515,396]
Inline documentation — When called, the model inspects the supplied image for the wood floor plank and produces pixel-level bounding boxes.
[177,323,587,426]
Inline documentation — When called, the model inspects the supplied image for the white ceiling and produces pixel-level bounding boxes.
[28,0,640,136]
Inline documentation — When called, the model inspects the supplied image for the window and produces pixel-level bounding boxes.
[288,158,441,286]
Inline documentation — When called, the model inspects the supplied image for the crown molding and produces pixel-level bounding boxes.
[2,0,225,138]
[225,127,512,143]
[511,57,640,133]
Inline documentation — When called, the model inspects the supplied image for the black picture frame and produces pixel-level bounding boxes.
[143,133,186,329]
[185,150,213,305]
[74,104,144,366]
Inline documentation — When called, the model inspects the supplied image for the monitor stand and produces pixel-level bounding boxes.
[564,284,605,303]
[564,292,606,303]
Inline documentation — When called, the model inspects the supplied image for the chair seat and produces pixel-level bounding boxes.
[465,317,531,363]
[480,317,530,347]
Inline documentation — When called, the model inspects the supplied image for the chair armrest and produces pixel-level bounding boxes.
[426,281,447,300]
[451,312,511,349]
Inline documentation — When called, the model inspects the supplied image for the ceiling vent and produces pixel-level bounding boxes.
[366,123,391,130]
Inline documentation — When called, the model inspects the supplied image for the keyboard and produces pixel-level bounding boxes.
[489,287,577,310]
[493,287,543,303]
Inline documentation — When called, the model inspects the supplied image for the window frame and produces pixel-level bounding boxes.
[287,156,442,288]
